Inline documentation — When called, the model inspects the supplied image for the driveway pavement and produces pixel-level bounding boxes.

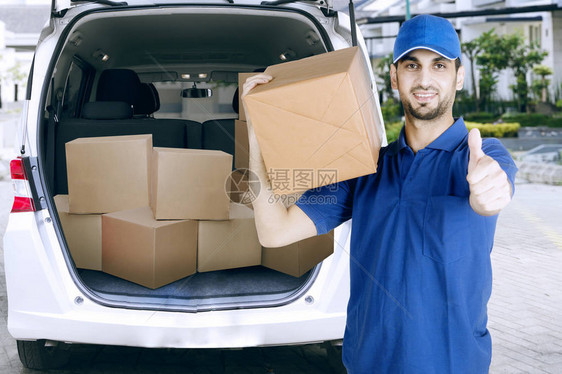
[0,180,561,373]
[488,181,562,373]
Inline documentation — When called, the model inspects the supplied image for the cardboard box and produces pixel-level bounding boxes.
[54,195,102,271]
[238,73,259,121]
[234,120,249,170]
[243,47,383,194]
[198,203,261,272]
[262,233,334,277]
[102,207,197,289]
[66,134,152,213]
[151,147,232,220]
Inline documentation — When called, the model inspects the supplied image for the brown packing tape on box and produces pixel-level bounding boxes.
[198,203,261,273]
[66,134,152,214]
[238,73,259,121]
[151,147,232,220]
[54,195,102,271]
[243,46,383,195]
[102,207,197,289]
[262,232,334,278]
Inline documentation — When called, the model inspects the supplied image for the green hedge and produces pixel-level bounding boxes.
[501,113,562,128]
[384,121,520,144]
[465,122,520,137]
[463,112,499,123]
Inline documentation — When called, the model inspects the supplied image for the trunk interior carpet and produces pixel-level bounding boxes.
[77,266,310,300]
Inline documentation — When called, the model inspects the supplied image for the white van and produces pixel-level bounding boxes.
[4,0,384,369]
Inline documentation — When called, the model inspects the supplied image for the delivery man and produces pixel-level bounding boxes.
[242,14,518,374]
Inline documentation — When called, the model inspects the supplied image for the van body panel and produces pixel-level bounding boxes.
[52,0,336,14]
[6,0,381,351]
[5,212,351,346]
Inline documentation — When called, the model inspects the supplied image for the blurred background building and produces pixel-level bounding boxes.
[357,0,562,105]
[0,0,48,107]
[1,0,561,106]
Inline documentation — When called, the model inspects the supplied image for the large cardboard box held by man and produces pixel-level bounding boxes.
[262,232,334,277]
[198,203,261,272]
[151,147,232,220]
[66,134,152,213]
[54,195,102,271]
[102,207,197,289]
[243,47,383,194]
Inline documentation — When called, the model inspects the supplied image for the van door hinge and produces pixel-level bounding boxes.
[23,157,47,211]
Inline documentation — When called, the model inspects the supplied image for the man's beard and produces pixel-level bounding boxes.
[405,97,449,121]
[400,83,456,121]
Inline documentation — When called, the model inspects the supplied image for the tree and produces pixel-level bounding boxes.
[474,29,510,111]
[374,53,402,122]
[503,32,547,112]
[532,64,553,102]
[375,53,395,101]
[8,62,28,102]
[461,38,481,111]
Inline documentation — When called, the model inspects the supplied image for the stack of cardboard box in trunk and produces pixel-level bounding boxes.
[57,134,265,289]
[55,46,382,289]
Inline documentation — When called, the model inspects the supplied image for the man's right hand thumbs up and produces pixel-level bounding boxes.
[468,127,485,173]
[466,128,512,216]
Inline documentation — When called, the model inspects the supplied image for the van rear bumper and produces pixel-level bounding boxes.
[4,211,350,348]
[8,308,346,348]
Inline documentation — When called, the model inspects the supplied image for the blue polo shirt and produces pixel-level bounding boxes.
[296,118,518,374]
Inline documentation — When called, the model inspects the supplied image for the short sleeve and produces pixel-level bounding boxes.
[295,179,355,235]
[482,138,518,194]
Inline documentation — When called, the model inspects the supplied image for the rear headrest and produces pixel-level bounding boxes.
[96,69,142,107]
[134,83,160,116]
[82,101,133,120]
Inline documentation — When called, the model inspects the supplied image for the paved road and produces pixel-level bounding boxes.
[489,181,562,373]
[0,180,561,373]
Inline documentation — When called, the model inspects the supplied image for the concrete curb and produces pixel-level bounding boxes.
[516,161,562,185]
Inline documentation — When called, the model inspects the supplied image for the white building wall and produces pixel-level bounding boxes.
[539,11,556,101]
[0,21,4,50]
[456,0,473,12]
[507,0,552,7]
[1,21,19,106]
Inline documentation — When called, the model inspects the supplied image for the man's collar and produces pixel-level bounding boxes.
[387,117,467,156]
[425,117,468,152]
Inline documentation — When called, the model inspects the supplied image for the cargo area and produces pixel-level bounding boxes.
[40,6,335,310]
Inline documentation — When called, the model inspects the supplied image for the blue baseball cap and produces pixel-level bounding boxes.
[393,14,461,64]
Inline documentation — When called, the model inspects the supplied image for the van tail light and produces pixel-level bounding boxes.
[10,157,36,213]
